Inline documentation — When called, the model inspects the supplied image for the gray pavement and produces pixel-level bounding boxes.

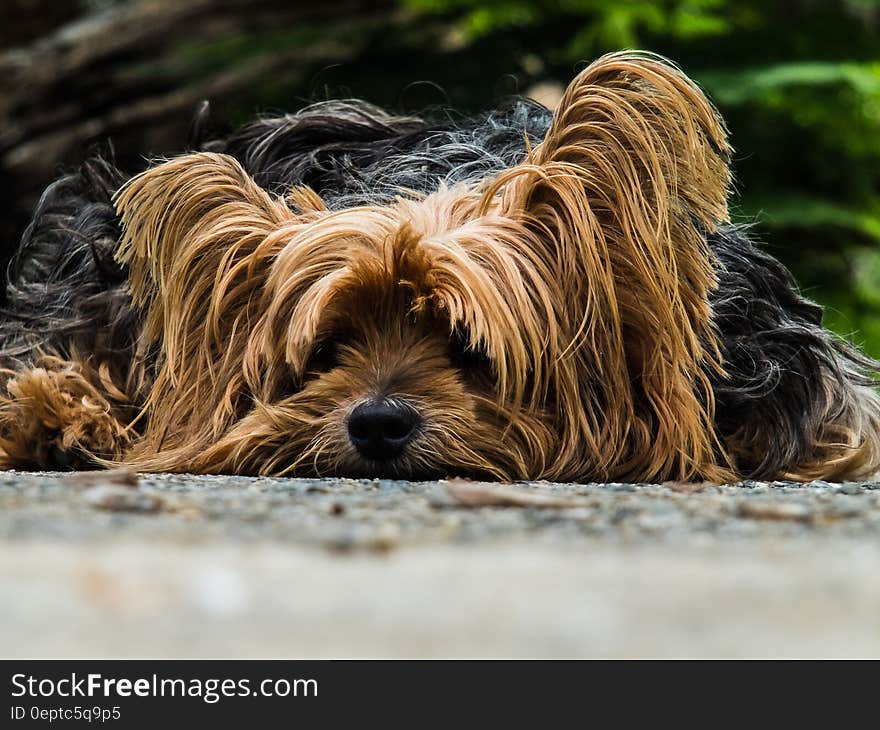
[2,471,880,657]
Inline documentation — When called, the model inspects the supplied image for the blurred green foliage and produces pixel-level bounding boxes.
[404,0,880,356]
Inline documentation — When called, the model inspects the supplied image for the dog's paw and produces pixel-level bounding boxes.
[0,361,130,470]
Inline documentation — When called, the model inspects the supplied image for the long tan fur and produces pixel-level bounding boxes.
[490,50,735,481]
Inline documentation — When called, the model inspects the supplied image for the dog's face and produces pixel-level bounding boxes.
[116,52,737,483]
[197,193,559,480]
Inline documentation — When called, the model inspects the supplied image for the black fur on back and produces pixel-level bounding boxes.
[0,150,136,378]
[208,98,553,208]
[4,97,877,480]
[709,226,879,476]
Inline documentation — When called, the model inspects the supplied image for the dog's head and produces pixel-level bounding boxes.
[115,52,734,482]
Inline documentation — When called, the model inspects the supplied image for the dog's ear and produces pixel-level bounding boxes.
[115,152,301,358]
[114,152,314,466]
[494,52,734,482]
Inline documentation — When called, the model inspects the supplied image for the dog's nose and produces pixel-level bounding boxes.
[347,400,419,461]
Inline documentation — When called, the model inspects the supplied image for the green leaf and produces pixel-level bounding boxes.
[697,62,880,105]
[739,195,880,241]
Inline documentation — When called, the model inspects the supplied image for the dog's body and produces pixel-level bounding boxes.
[2,52,878,482]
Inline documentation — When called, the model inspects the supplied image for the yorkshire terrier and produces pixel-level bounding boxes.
[2,51,879,483]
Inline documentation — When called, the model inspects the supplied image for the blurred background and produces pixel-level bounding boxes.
[2,0,880,353]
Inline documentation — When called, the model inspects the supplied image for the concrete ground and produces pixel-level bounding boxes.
[1,471,879,658]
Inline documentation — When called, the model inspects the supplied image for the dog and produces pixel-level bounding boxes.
[1,51,878,483]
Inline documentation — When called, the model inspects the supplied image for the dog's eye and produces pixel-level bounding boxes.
[305,338,340,374]
[448,330,492,373]
[274,368,299,397]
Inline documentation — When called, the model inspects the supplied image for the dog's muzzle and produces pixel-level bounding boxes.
[347,399,420,462]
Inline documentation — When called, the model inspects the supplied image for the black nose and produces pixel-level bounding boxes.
[347,399,419,461]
